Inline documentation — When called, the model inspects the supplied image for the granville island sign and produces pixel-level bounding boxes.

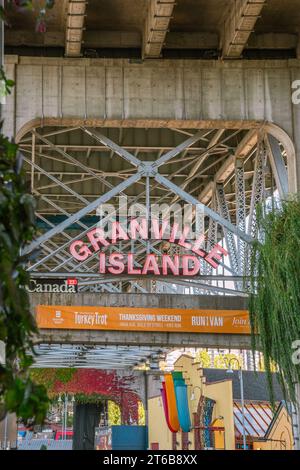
[69,218,228,276]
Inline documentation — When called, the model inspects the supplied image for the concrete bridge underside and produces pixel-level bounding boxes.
[4,56,300,192]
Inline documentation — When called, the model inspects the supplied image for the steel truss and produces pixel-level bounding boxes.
[32,344,168,369]
[19,126,287,295]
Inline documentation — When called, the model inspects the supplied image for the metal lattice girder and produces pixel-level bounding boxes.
[32,344,167,369]
[159,277,247,296]
[23,129,254,273]
[201,191,219,291]
[265,134,288,198]
[153,130,210,168]
[244,137,267,277]
[22,173,142,256]
[235,158,247,275]
[247,138,267,239]
[83,127,208,170]
[169,129,229,205]
[154,173,253,247]
[34,130,117,191]
[207,192,219,251]
[22,155,89,205]
[215,183,240,277]
[83,128,142,167]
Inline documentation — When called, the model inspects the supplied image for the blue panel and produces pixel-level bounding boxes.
[112,426,148,450]
[173,378,192,433]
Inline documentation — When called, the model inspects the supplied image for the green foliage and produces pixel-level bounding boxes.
[213,353,243,370]
[0,124,49,424]
[74,393,106,404]
[108,400,121,425]
[55,368,76,384]
[0,0,57,425]
[0,67,15,100]
[250,199,300,405]
[138,401,145,426]
[30,368,76,395]
[195,350,211,368]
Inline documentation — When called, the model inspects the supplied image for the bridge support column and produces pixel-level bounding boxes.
[292,383,300,450]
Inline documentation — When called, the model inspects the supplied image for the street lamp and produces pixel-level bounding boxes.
[226,357,247,450]
[190,386,202,402]
[64,393,68,440]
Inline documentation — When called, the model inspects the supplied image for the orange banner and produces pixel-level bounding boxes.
[36,305,250,335]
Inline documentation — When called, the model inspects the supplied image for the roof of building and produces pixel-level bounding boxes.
[203,368,284,402]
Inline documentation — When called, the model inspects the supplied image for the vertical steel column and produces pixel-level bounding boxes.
[265,134,288,199]
[245,138,267,276]
[247,138,266,239]
[202,191,219,294]
[235,158,246,275]
[216,183,240,278]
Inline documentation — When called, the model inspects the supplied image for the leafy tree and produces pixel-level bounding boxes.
[0,125,49,423]
[250,200,300,406]
[0,1,55,424]
[195,350,211,368]
[213,353,243,370]
[108,400,121,426]
[192,208,299,407]
[138,401,145,426]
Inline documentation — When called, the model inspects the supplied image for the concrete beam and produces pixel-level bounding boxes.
[143,0,176,58]
[35,330,253,350]
[65,0,87,57]
[6,30,298,52]
[5,30,217,50]
[30,292,248,311]
[247,33,298,50]
[165,32,218,50]
[5,31,65,47]
[222,0,267,58]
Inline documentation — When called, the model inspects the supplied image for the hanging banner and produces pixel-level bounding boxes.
[36,305,250,335]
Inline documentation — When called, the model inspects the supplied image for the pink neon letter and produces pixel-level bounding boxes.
[151,219,169,240]
[182,255,201,276]
[99,252,106,274]
[70,240,92,261]
[162,255,179,275]
[192,234,206,257]
[178,225,191,250]
[108,253,125,275]
[127,254,142,275]
[87,228,109,252]
[129,218,148,240]
[142,254,160,275]
[111,221,129,244]
[205,244,228,268]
